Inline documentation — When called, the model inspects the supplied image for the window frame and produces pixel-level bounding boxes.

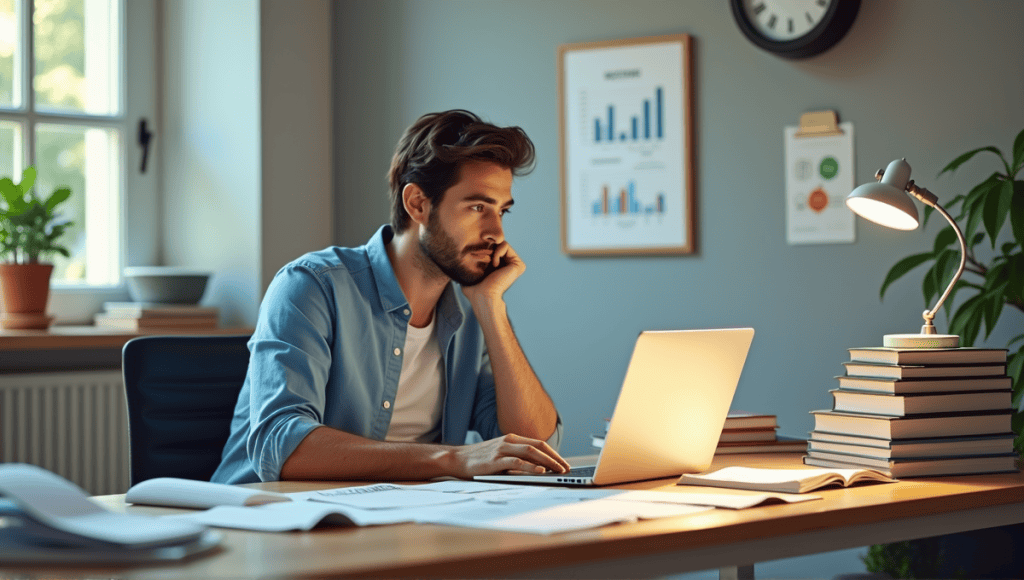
[0,0,128,291]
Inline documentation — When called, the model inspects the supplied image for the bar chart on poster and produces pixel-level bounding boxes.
[561,36,692,254]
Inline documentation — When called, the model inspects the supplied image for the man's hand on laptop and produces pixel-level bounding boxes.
[442,434,571,478]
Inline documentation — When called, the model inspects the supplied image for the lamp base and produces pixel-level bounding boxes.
[883,333,960,348]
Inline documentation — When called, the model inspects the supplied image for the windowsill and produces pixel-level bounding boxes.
[0,325,253,351]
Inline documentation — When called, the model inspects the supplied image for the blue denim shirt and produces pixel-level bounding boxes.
[212,225,561,484]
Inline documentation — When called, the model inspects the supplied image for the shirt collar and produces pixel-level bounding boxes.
[366,224,465,329]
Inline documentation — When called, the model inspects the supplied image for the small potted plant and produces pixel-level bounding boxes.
[0,167,73,330]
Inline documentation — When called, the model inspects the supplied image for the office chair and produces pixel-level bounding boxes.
[122,334,251,485]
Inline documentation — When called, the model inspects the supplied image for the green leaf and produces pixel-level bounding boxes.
[0,177,26,213]
[949,294,984,347]
[922,204,935,228]
[983,179,1014,248]
[932,226,956,253]
[922,262,937,307]
[939,146,1004,176]
[1006,253,1024,303]
[880,252,934,301]
[1011,181,1024,245]
[927,248,958,309]
[981,282,1007,340]
[1009,333,1024,350]
[965,189,987,245]
[18,166,36,193]
[970,231,986,249]
[1013,127,1024,175]
[43,188,71,213]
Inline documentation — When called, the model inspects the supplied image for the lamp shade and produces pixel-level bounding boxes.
[845,158,920,230]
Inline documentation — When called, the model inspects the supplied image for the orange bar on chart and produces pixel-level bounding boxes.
[602,186,609,214]
[620,189,627,214]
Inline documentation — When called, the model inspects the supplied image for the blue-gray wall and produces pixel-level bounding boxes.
[333,1,1023,576]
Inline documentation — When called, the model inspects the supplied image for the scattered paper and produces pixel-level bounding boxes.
[168,501,413,532]
[604,489,819,509]
[289,483,471,510]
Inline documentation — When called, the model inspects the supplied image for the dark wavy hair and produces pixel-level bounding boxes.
[387,110,535,233]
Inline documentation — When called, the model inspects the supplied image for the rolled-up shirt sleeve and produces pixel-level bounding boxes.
[245,264,334,481]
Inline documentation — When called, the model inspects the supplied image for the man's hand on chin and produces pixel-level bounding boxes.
[461,241,525,308]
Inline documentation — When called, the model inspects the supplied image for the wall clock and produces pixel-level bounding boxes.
[730,0,861,59]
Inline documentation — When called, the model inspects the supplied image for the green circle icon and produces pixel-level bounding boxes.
[819,156,839,179]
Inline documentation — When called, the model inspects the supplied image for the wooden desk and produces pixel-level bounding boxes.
[6,453,1024,579]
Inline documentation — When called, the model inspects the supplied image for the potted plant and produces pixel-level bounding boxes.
[0,166,73,330]
[865,128,1023,578]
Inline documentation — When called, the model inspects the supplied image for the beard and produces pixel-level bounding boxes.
[418,213,494,287]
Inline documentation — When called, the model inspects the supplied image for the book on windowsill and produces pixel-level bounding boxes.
[811,409,1012,440]
[829,388,1012,416]
[807,432,1016,460]
[102,302,220,318]
[842,361,1006,379]
[676,465,895,493]
[847,347,1007,366]
[835,374,1012,394]
[803,451,1019,478]
[94,313,219,330]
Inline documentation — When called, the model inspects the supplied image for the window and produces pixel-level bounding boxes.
[0,0,124,286]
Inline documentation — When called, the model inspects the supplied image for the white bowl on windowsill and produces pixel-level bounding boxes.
[123,267,211,304]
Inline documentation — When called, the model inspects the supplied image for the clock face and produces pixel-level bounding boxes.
[730,0,861,59]
[738,0,834,42]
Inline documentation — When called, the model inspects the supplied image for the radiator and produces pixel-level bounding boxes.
[0,370,130,495]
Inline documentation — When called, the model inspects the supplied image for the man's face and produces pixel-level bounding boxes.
[418,161,514,286]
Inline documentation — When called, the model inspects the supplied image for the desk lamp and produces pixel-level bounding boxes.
[845,158,965,349]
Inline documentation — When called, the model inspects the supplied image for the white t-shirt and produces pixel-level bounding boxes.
[384,315,445,443]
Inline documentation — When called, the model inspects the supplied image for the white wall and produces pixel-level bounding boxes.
[160,0,332,326]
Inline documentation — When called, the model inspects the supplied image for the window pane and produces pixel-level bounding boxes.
[0,0,22,109]
[0,120,23,179]
[34,0,120,115]
[35,123,120,285]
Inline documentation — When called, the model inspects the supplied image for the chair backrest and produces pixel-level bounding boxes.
[122,334,250,485]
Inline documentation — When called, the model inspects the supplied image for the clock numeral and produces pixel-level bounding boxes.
[788,18,794,33]
[816,0,827,6]
[767,14,777,29]
[806,11,814,24]
[752,2,766,16]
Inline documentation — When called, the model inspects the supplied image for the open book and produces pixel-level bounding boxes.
[676,466,896,493]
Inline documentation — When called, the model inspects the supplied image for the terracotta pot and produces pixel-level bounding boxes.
[0,263,55,329]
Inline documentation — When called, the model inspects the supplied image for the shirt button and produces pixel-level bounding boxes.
[393,348,401,356]
[383,401,391,409]
[403,309,410,316]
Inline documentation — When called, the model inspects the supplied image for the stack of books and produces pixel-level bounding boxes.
[805,347,1018,478]
[94,302,220,331]
[591,412,806,454]
[715,412,807,454]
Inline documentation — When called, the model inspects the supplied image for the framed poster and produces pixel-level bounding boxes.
[558,34,695,255]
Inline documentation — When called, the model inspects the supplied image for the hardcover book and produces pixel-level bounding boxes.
[842,361,1006,380]
[847,347,1007,366]
[810,409,1012,440]
[803,452,1019,478]
[829,389,1011,416]
[835,375,1011,394]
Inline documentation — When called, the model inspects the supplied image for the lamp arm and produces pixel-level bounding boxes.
[909,183,967,334]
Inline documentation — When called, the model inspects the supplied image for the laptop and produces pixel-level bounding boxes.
[475,328,755,487]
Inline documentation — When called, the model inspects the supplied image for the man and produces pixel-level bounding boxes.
[212,110,569,483]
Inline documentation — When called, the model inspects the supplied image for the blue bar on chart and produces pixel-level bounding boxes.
[592,87,665,144]
[590,182,667,216]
